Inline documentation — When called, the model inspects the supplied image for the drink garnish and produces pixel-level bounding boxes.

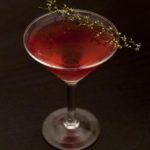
[41,0,141,51]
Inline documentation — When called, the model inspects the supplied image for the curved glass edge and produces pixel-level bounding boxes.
[23,9,118,71]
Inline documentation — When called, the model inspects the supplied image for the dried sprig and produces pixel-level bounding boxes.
[46,0,57,12]
[45,0,141,51]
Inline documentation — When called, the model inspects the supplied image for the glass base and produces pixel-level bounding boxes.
[42,108,100,150]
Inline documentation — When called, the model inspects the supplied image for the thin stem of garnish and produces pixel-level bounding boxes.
[44,0,141,51]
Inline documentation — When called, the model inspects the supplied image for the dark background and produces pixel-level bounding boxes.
[0,0,150,149]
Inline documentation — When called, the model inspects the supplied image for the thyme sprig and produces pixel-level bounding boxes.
[45,0,141,51]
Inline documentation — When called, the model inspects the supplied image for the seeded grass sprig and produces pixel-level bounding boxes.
[44,0,141,51]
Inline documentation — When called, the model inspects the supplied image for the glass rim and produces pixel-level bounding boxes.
[23,9,118,70]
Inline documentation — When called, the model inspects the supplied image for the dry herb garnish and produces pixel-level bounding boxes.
[43,0,141,51]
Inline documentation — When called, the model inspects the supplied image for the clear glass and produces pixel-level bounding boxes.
[23,9,118,150]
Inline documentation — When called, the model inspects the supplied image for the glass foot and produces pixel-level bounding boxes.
[42,108,100,150]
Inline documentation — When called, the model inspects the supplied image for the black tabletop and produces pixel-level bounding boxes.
[0,0,150,150]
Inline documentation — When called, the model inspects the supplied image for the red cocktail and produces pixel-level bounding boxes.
[23,9,118,150]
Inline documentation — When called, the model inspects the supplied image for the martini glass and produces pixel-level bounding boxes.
[23,9,118,150]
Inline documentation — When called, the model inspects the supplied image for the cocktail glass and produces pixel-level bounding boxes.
[23,9,118,150]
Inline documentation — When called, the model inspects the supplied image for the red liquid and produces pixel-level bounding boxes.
[26,20,115,82]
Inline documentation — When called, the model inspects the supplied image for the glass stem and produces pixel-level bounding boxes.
[64,84,80,129]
